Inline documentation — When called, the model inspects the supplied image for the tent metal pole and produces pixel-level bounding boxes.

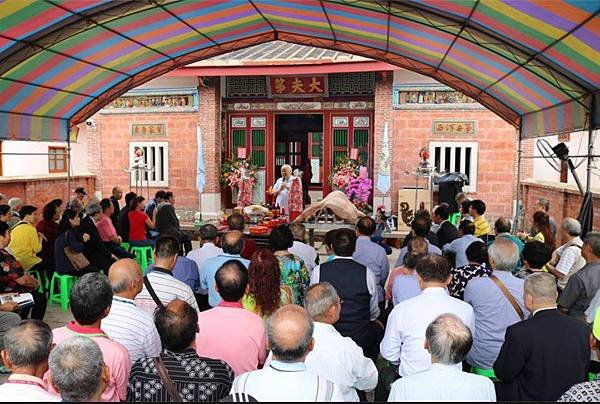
[67,132,72,204]
[586,96,596,193]
[513,126,523,234]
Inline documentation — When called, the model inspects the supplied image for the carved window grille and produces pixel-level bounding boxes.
[328,72,375,96]
[226,76,268,97]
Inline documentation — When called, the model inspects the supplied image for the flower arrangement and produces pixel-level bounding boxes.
[345,175,373,214]
[330,156,360,190]
[220,157,257,189]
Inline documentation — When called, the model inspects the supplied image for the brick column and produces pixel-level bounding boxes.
[373,71,394,212]
[84,118,103,195]
[198,77,222,221]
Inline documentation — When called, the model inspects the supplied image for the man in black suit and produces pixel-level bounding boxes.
[494,272,590,401]
[117,191,136,242]
[109,186,123,229]
[81,202,117,273]
[433,203,459,249]
[155,192,192,255]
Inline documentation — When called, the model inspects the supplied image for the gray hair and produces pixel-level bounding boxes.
[4,320,53,367]
[562,218,581,237]
[304,282,339,321]
[425,314,473,365]
[537,198,550,212]
[110,271,137,294]
[585,232,600,258]
[7,197,22,210]
[266,305,314,363]
[48,336,105,402]
[85,202,102,217]
[489,237,519,271]
[524,272,558,304]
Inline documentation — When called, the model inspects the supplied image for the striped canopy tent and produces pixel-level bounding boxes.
[0,0,598,141]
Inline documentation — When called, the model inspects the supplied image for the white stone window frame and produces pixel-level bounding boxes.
[429,141,478,193]
[129,141,169,187]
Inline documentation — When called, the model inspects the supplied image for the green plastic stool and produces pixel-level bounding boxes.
[130,246,154,273]
[28,269,49,293]
[589,372,597,382]
[471,366,497,380]
[49,273,77,312]
[450,212,461,226]
[120,242,130,252]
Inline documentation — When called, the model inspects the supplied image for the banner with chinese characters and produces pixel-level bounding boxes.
[268,75,328,98]
[131,123,167,137]
[432,120,476,135]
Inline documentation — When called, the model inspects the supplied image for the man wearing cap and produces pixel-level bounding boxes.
[68,187,87,210]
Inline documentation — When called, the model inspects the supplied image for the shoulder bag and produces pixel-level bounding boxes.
[490,274,525,321]
[143,276,165,309]
[153,355,182,402]
[64,231,90,271]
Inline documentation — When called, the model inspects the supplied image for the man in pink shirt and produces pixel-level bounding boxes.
[98,198,133,259]
[196,260,267,376]
[45,273,131,402]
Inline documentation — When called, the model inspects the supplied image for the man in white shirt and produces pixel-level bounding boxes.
[231,304,344,401]
[304,282,378,401]
[135,236,199,313]
[388,314,495,402]
[381,255,474,378]
[546,218,585,290]
[103,259,162,363]
[0,319,59,401]
[289,223,318,271]
[310,229,382,363]
[187,224,223,310]
[270,164,293,217]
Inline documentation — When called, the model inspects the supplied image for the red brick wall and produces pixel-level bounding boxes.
[391,109,518,218]
[521,180,600,244]
[198,78,222,195]
[0,175,95,209]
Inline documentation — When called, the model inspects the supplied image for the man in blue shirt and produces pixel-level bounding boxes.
[488,217,524,272]
[443,220,482,268]
[353,217,389,304]
[200,231,250,307]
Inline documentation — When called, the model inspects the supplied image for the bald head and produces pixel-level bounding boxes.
[223,230,244,255]
[267,305,314,363]
[3,320,53,369]
[108,259,142,297]
[494,217,512,234]
[154,300,198,352]
[215,260,248,302]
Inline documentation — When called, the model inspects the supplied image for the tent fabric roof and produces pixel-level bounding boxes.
[0,0,598,141]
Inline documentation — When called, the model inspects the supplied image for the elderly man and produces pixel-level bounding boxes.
[304,282,378,401]
[80,202,117,273]
[381,255,474,378]
[289,222,318,271]
[231,305,343,401]
[48,336,109,402]
[117,191,137,242]
[196,260,266,376]
[271,164,294,217]
[388,314,495,402]
[443,220,483,268]
[110,186,123,229]
[135,236,199,313]
[201,231,250,308]
[7,197,23,228]
[559,231,600,319]
[128,300,234,402]
[46,273,131,402]
[353,217,389,306]
[187,224,223,310]
[227,213,257,260]
[103,259,161,362]
[494,273,590,401]
[546,218,586,290]
[310,228,382,363]
[463,237,528,372]
[0,320,58,401]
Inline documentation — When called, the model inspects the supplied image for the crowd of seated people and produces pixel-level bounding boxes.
[0,190,599,403]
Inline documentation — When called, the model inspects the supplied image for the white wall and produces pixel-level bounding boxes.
[531,130,600,191]
[137,76,199,89]
[393,69,440,85]
[2,131,89,177]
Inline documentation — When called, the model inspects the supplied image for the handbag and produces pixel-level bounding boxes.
[64,231,90,271]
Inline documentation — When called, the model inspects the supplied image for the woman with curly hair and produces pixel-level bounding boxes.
[243,248,292,319]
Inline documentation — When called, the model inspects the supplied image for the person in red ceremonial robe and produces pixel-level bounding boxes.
[289,170,304,222]
[237,166,253,208]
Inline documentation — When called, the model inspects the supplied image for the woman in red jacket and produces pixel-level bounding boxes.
[128,196,155,247]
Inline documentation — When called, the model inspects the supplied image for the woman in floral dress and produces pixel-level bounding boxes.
[269,225,309,306]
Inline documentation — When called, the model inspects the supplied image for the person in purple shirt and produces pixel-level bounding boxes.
[146,255,200,292]
[353,217,389,305]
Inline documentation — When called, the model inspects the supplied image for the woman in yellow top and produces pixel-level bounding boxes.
[8,205,44,272]
[518,211,556,251]
[242,248,292,319]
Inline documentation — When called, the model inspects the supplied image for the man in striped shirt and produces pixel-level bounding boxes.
[103,259,162,363]
[135,236,199,313]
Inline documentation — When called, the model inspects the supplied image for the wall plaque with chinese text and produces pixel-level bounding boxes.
[131,123,166,137]
[432,120,476,135]
[268,75,329,98]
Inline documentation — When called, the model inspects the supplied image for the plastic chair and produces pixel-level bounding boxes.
[471,366,497,380]
[130,246,154,273]
[28,269,49,293]
[449,212,461,226]
[48,273,77,312]
[120,242,130,252]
